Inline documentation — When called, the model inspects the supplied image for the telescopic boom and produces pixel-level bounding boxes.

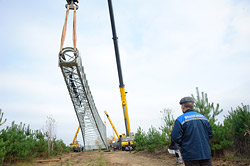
[107,0,131,136]
[72,125,81,145]
[104,111,120,139]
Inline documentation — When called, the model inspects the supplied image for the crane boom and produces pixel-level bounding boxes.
[107,0,131,136]
[104,111,120,139]
[72,125,81,145]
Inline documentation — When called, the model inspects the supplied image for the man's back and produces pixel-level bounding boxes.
[172,109,213,161]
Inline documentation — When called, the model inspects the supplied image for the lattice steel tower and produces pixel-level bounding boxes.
[58,1,107,150]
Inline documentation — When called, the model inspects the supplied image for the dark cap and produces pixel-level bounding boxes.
[179,96,194,105]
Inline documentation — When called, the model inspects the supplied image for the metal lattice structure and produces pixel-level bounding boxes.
[59,47,107,150]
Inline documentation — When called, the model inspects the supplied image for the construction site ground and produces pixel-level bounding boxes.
[11,150,250,166]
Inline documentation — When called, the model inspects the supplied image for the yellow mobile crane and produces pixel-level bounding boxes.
[107,0,135,151]
[70,125,81,152]
[104,111,120,140]
[104,111,121,150]
[105,111,135,151]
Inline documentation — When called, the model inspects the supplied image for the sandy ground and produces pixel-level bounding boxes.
[34,151,179,166]
[14,150,249,166]
[104,150,178,166]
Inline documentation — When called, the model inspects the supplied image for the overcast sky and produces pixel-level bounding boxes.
[0,0,250,145]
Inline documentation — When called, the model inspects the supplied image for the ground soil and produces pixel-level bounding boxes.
[9,150,250,166]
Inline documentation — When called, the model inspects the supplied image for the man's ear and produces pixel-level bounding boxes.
[181,104,185,112]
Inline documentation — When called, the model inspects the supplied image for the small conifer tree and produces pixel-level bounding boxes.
[0,109,7,126]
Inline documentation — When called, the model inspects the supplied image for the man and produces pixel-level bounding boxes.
[171,96,213,166]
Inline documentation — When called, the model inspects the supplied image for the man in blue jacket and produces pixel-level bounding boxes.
[171,96,213,166]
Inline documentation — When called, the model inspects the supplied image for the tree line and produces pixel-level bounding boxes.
[134,88,250,158]
[0,111,71,164]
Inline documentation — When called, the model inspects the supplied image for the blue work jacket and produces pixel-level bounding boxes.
[171,109,213,161]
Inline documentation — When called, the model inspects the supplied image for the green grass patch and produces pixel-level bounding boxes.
[82,154,107,166]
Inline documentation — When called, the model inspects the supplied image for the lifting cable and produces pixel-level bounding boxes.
[59,0,78,54]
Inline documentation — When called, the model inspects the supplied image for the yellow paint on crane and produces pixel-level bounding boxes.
[71,125,80,146]
[104,111,120,139]
[120,87,130,136]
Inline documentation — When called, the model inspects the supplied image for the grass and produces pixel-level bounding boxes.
[82,155,107,166]
[223,156,250,162]
[97,156,106,166]
[65,161,72,166]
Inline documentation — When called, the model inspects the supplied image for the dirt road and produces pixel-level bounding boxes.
[104,151,177,166]
[32,151,249,166]
[35,151,177,166]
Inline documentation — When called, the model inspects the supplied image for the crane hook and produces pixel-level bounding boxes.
[66,0,79,10]
[66,0,79,5]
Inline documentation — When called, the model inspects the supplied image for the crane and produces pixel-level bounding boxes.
[107,0,135,151]
[70,125,81,152]
[107,0,131,137]
[104,111,120,140]
[104,110,122,150]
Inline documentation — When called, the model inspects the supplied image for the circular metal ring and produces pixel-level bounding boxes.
[60,47,79,63]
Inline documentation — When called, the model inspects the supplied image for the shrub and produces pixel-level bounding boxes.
[0,121,70,163]
[0,138,6,164]
[0,109,6,164]
[159,108,175,146]
[134,127,147,151]
[146,126,165,152]
[192,87,223,125]
[0,109,6,126]
[191,87,232,153]
[1,122,36,162]
[225,104,250,157]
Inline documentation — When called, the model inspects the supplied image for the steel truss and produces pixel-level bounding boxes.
[59,47,107,149]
